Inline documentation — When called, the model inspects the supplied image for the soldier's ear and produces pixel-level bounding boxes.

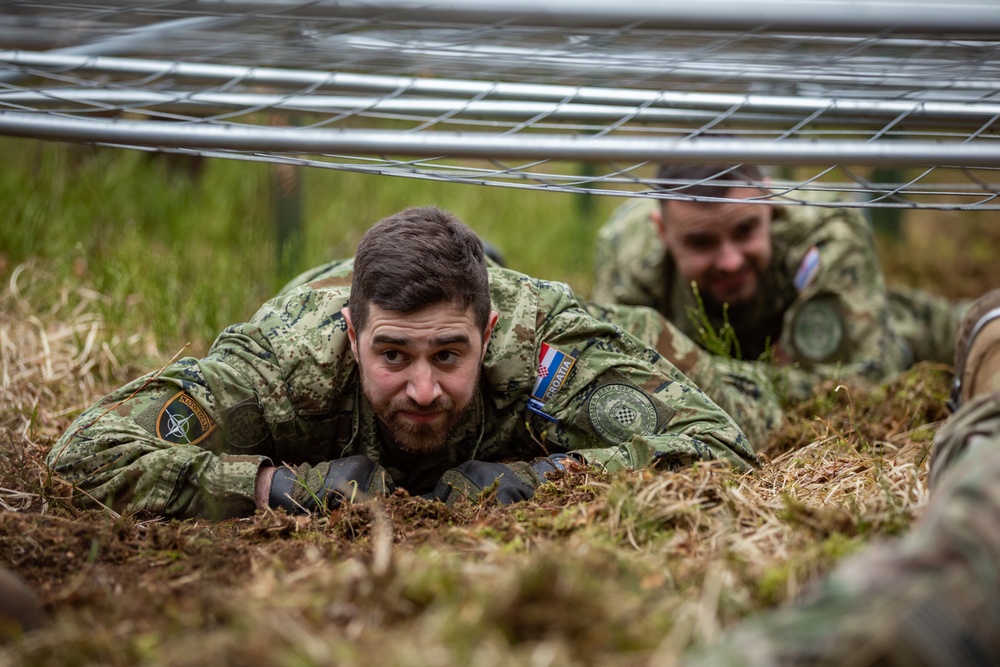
[342,307,359,359]
[651,205,668,244]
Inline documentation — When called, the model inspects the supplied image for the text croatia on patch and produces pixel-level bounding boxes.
[531,342,577,404]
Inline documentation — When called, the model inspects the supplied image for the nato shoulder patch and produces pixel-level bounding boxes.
[587,383,658,445]
[156,391,216,445]
[791,297,845,362]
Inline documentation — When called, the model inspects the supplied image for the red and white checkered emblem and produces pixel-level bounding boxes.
[537,364,549,378]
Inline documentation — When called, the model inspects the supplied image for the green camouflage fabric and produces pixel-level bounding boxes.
[593,196,964,402]
[583,302,784,448]
[48,265,756,520]
[681,390,1000,667]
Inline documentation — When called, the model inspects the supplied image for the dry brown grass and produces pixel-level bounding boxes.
[0,229,987,665]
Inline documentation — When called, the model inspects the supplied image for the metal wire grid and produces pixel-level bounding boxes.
[2,1,1000,208]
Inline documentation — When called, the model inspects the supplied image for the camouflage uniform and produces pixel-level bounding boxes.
[48,265,756,520]
[681,390,1000,667]
[592,197,965,402]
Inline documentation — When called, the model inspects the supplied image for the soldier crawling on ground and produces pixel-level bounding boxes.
[47,206,756,520]
[593,159,969,392]
[583,159,970,443]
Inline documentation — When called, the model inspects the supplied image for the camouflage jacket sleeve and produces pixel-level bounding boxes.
[511,275,757,473]
[591,198,665,306]
[773,203,912,389]
[46,287,357,520]
[46,354,267,520]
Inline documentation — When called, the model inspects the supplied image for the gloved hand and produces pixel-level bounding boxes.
[268,455,395,514]
[529,452,585,478]
[429,453,585,506]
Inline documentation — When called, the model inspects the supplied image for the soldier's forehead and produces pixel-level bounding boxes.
[363,302,481,343]
[666,198,771,230]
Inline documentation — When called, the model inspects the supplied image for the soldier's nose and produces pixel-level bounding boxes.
[406,362,442,406]
[716,242,744,272]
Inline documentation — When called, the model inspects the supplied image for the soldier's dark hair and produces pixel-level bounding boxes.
[654,162,766,199]
[350,206,491,334]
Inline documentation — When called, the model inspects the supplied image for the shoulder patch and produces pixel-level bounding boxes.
[156,391,216,445]
[223,400,271,452]
[587,383,658,445]
[531,343,577,403]
[791,297,845,363]
[793,245,821,293]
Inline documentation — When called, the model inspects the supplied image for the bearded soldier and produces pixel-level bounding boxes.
[48,206,756,519]
[593,162,967,402]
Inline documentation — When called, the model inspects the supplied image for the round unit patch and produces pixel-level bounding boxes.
[791,297,845,363]
[156,391,216,445]
[588,384,658,444]
[224,401,270,450]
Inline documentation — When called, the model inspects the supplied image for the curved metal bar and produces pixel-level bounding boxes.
[1,111,999,167]
[41,0,1000,34]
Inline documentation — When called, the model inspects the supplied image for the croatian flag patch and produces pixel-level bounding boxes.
[531,342,577,403]
[794,245,821,293]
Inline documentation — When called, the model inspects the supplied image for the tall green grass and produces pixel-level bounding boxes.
[1,138,619,355]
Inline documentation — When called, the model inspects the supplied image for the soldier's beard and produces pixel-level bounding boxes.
[699,265,764,314]
[702,290,748,316]
[364,369,480,455]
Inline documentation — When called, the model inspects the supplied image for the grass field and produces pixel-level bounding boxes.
[1,137,998,665]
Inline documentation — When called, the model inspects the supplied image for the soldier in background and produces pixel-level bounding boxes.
[681,289,1000,667]
[47,206,756,520]
[592,161,967,405]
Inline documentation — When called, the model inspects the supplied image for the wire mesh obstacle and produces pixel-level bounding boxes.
[2,1,1000,209]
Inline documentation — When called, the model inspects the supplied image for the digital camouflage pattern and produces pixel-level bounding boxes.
[48,265,756,520]
[583,302,784,448]
[592,196,965,403]
[681,389,1000,667]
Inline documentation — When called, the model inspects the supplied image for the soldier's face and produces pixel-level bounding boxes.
[343,302,498,454]
[656,189,773,307]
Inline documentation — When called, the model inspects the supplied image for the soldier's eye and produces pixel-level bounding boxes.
[436,350,459,364]
[734,219,759,240]
[685,236,715,250]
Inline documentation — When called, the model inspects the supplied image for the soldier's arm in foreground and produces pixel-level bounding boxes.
[47,356,266,519]
[46,287,351,520]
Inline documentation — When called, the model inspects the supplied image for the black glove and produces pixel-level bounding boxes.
[429,453,585,506]
[430,461,538,506]
[268,455,395,514]
[529,452,585,478]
